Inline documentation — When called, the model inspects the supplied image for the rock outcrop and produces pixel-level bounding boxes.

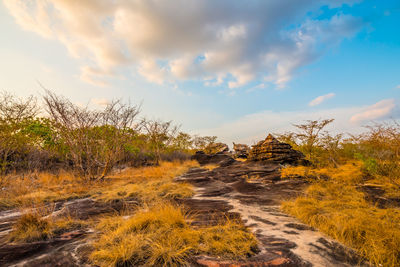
[248,134,307,165]
[233,143,250,158]
[191,151,235,166]
[177,161,366,267]
[204,142,229,154]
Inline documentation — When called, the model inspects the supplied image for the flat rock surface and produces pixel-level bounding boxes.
[177,161,368,267]
[0,197,133,267]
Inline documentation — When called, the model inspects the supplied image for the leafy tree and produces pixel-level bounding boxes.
[293,119,334,163]
[141,119,179,164]
[172,132,193,152]
[0,92,39,174]
[192,135,217,151]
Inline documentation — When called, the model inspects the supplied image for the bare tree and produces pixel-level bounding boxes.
[0,91,39,122]
[320,132,343,166]
[43,91,140,179]
[99,100,141,177]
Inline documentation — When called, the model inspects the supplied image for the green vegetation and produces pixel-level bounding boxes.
[0,90,219,180]
[279,119,400,266]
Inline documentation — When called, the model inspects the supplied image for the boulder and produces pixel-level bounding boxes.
[248,134,307,165]
[233,143,250,158]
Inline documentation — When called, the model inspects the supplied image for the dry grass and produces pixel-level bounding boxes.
[202,164,219,171]
[281,161,363,183]
[198,220,258,259]
[0,171,94,209]
[3,160,258,265]
[282,163,400,266]
[96,161,198,204]
[8,213,51,242]
[112,161,199,181]
[8,213,86,243]
[0,161,199,210]
[90,204,257,267]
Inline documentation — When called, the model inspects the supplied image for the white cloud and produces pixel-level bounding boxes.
[137,59,168,85]
[4,0,363,88]
[396,85,400,89]
[350,99,396,123]
[309,92,336,106]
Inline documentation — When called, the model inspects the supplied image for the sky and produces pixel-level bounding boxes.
[0,0,399,145]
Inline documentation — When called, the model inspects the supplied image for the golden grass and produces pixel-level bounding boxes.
[198,221,258,259]
[8,213,51,242]
[202,164,219,171]
[281,161,363,183]
[0,161,199,210]
[90,204,257,267]
[113,161,199,181]
[8,213,86,243]
[3,160,258,265]
[282,170,400,266]
[0,171,94,209]
[96,161,198,204]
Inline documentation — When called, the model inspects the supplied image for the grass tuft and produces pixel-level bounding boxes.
[90,204,257,267]
[282,181,400,266]
[8,213,51,242]
[8,213,87,243]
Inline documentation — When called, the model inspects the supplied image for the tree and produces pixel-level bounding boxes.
[275,131,298,148]
[320,132,343,166]
[172,132,193,152]
[141,119,179,164]
[192,136,217,151]
[43,91,140,179]
[293,119,334,162]
[0,92,39,174]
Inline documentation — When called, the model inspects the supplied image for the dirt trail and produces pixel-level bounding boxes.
[177,161,368,267]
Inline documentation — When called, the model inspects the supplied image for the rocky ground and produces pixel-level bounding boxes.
[176,155,368,267]
[0,155,367,266]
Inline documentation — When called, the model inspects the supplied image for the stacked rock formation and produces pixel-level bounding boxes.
[232,143,250,158]
[248,134,306,164]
